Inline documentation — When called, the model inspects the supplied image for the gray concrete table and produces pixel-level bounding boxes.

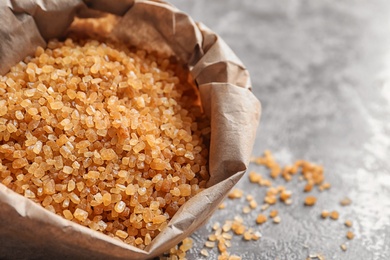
[169,1,390,259]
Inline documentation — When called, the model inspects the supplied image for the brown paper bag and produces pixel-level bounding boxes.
[0,0,261,259]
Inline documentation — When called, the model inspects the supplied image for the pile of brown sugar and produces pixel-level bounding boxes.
[0,38,211,249]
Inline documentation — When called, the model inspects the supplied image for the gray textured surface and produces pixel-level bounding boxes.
[168,0,390,259]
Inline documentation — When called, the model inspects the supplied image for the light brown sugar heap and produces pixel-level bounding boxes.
[0,38,210,249]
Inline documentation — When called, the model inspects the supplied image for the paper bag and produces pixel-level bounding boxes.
[0,0,261,258]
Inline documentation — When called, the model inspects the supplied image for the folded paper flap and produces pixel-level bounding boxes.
[193,23,251,89]
[0,6,45,75]
[199,83,261,186]
[113,1,203,65]
[7,0,82,40]
[195,61,251,88]
[0,0,261,259]
[196,22,217,56]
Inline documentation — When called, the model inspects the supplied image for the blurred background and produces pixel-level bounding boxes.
[169,0,390,259]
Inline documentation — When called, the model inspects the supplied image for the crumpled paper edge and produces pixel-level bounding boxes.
[0,0,261,259]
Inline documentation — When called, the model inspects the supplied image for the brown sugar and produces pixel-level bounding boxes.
[345,220,353,227]
[228,189,244,199]
[304,196,317,206]
[321,210,330,219]
[256,214,267,225]
[330,211,339,220]
[166,151,355,259]
[0,38,211,249]
[346,231,355,240]
[340,197,352,206]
